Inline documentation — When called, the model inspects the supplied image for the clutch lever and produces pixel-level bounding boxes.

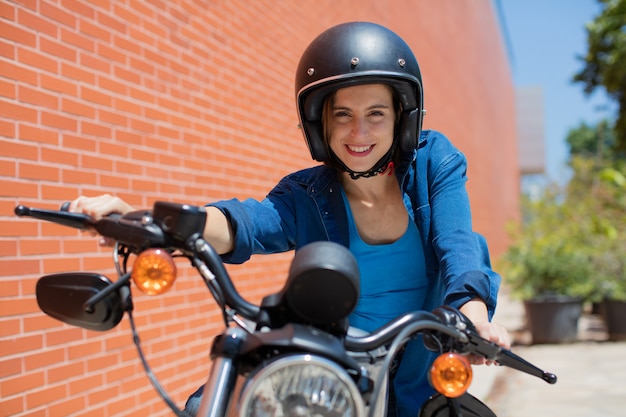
[15,204,96,230]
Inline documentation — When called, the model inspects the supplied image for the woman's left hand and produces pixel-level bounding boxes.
[470,321,512,365]
[459,299,512,365]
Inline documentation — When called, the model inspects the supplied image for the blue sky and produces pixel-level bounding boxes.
[498,0,614,183]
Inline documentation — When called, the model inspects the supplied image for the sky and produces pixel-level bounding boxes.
[498,0,614,184]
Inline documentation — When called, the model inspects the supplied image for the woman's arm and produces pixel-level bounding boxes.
[70,195,235,254]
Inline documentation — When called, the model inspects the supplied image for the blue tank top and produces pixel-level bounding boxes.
[341,190,437,415]
[340,190,428,332]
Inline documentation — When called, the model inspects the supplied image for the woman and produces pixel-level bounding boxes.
[71,22,510,416]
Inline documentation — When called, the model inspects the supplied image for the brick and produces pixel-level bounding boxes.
[48,360,85,383]
[0,100,38,123]
[0,119,16,139]
[40,73,78,95]
[61,97,96,118]
[0,396,24,416]
[81,85,112,106]
[25,383,67,409]
[0,238,17,258]
[81,120,112,138]
[47,396,86,417]
[86,352,117,372]
[41,183,82,201]
[0,334,43,357]
[18,47,58,74]
[41,147,79,166]
[0,258,39,277]
[67,338,103,360]
[63,0,96,19]
[18,7,58,38]
[79,19,111,42]
[61,61,96,84]
[40,36,78,61]
[44,326,83,347]
[23,314,64,333]
[0,77,16,99]
[0,317,20,337]
[0,1,16,20]
[68,373,103,395]
[40,1,76,28]
[41,110,79,131]
[0,19,36,47]
[87,385,121,404]
[0,297,40,316]
[62,133,97,152]
[23,347,64,371]
[19,162,60,182]
[19,124,59,145]
[41,255,81,272]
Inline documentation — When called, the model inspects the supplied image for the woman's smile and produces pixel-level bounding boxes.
[346,144,375,156]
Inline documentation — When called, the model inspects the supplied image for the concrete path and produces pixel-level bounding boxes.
[470,291,626,417]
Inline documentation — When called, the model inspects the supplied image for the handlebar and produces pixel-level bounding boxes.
[347,306,556,385]
[15,201,557,385]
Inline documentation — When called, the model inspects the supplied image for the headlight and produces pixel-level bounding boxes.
[238,354,365,417]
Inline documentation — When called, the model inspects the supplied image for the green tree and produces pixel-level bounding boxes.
[566,119,615,162]
[573,0,626,153]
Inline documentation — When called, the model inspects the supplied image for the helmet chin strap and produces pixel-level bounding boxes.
[330,141,397,180]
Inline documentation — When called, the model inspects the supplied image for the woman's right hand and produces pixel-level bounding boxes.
[69,195,135,245]
[69,194,135,220]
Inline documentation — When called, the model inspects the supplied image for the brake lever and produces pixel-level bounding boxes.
[432,305,557,384]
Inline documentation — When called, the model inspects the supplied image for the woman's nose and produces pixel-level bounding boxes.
[350,117,367,137]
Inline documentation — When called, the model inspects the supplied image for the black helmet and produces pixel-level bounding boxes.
[295,21,424,163]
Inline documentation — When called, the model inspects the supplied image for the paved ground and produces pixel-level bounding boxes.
[470,292,626,417]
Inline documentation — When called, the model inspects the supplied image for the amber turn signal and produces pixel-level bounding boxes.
[429,352,473,398]
[131,248,177,295]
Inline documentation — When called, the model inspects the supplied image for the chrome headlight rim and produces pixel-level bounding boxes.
[238,353,366,417]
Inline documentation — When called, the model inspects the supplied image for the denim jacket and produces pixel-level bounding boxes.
[211,129,500,318]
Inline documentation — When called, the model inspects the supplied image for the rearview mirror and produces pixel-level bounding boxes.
[36,273,124,331]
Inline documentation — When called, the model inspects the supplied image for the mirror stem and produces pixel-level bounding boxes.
[84,272,131,313]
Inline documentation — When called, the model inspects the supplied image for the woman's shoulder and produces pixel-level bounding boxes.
[420,129,456,150]
[417,129,467,172]
[273,165,337,194]
[283,165,335,185]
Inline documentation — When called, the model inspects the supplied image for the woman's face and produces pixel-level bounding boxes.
[326,84,396,174]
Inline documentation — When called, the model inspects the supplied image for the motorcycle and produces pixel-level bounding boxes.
[15,201,557,417]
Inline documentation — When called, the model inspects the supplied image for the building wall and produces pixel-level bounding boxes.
[0,1,518,416]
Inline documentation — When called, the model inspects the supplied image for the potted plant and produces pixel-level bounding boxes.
[593,248,626,340]
[501,188,595,344]
[585,165,626,340]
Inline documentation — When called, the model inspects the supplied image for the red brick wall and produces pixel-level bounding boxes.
[0,1,518,416]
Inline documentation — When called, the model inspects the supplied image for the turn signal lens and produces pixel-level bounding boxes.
[131,248,177,295]
[429,353,473,398]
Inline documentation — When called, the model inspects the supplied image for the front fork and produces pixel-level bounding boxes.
[197,327,247,417]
